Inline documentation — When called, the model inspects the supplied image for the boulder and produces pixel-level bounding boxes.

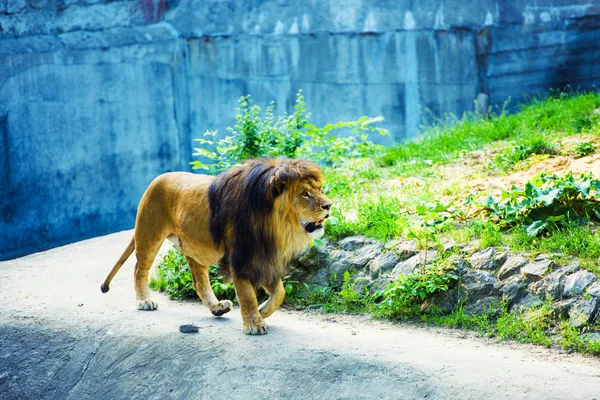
[337,236,375,251]
[390,250,438,278]
[497,255,527,280]
[586,281,600,297]
[367,251,399,277]
[306,269,329,288]
[458,270,499,303]
[579,332,600,342]
[352,276,372,295]
[470,247,496,270]
[353,243,384,267]
[296,243,331,272]
[552,298,578,319]
[498,275,527,308]
[520,259,554,281]
[493,252,509,269]
[512,294,543,313]
[464,296,502,316]
[395,240,419,261]
[562,270,597,298]
[368,275,392,294]
[528,269,565,301]
[420,289,458,315]
[443,254,469,277]
[568,298,600,328]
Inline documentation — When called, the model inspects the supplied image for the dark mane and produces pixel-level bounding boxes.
[208,158,321,286]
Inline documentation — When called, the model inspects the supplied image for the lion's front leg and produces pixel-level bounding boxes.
[259,278,285,318]
[232,274,268,335]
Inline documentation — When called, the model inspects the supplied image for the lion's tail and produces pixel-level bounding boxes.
[100,236,135,293]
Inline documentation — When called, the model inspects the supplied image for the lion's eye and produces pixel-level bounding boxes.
[301,192,310,199]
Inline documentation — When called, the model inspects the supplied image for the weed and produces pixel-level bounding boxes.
[574,141,595,158]
[150,248,236,302]
[481,172,600,236]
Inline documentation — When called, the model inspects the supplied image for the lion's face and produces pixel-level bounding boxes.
[293,179,332,238]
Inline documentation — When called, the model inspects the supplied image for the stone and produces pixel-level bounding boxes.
[458,270,499,303]
[497,255,528,280]
[306,269,328,288]
[498,275,527,308]
[352,243,384,267]
[512,294,543,313]
[367,252,400,277]
[337,236,372,251]
[520,260,554,281]
[443,254,469,277]
[469,247,496,270]
[552,298,578,319]
[368,275,392,294]
[297,243,331,272]
[390,250,438,278]
[579,332,600,342]
[352,276,372,295]
[562,270,597,298]
[528,269,565,301]
[568,298,600,328]
[420,289,458,315]
[493,252,508,269]
[464,296,502,316]
[586,281,600,297]
[179,324,199,334]
[396,240,419,261]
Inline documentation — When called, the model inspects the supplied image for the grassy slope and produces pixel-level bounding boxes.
[314,92,600,355]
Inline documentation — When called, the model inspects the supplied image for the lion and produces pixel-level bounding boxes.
[100,158,332,335]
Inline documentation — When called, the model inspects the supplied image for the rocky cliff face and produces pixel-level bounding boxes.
[1,0,599,259]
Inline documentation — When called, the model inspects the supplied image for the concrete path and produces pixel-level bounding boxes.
[1,231,600,400]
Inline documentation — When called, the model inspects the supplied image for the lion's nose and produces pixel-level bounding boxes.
[321,202,332,211]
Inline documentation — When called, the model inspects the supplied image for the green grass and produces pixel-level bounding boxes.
[378,92,600,174]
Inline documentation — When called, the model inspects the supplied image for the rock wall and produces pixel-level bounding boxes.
[1,0,600,259]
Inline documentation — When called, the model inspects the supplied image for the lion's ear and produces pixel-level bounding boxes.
[271,167,296,197]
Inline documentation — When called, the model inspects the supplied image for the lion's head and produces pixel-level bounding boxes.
[208,158,332,286]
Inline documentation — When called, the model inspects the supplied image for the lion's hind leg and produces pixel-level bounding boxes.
[186,256,233,317]
[133,235,163,311]
[259,278,285,318]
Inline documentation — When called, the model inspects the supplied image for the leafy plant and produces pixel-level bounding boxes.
[150,248,236,301]
[493,135,556,171]
[375,265,458,318]
[480,172,600,236]
[574,141,595,158]
[190,91,387,173]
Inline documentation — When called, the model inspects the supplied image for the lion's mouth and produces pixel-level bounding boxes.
[304,218,326,233]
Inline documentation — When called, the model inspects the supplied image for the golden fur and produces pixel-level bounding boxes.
[101,158,332,335]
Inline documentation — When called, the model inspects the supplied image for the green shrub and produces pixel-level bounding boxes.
[374,265,458,318]
[574,141,595,158]
[150,248,236,301]
[190,91,387,173]
[480,172,600,236]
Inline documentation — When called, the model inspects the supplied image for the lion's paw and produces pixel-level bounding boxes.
[243,318,268,335]
[211,300,233,317]
[137,299,159,311]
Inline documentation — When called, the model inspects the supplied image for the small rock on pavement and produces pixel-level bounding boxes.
[470,247,496,270]
[562,270,597,298]
[179,324,200,334]
[568,298,600,328]
[520,259,554,281]
[497,255,527,280]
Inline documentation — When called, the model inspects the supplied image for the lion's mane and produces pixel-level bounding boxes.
[208,158,323,286]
